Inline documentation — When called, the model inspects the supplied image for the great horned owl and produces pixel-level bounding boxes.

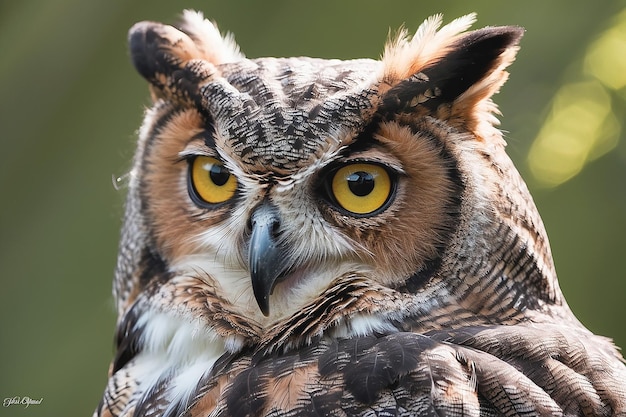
[95,11,626,417]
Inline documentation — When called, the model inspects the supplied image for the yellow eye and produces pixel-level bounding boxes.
[189,156,237,205]
[330,163,394,215]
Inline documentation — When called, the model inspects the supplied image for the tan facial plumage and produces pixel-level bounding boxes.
[97,11,626,417]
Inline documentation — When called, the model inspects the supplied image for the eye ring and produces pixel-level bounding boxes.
[325,162,396,217]
[188,156,238,206]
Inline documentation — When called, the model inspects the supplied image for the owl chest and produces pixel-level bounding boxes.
[121,310,230,414]
[125,300,402,414]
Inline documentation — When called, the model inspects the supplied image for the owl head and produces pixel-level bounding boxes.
[115,11,567,334]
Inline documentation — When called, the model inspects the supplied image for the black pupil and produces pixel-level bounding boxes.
[209,164,230,186]
[347,171,375,196]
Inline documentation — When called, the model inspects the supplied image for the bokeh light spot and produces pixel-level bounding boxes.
[528,81,620,187]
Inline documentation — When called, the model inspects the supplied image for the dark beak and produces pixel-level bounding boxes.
[248,202,290,316]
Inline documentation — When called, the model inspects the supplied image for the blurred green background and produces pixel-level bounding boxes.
[1,1,624,415]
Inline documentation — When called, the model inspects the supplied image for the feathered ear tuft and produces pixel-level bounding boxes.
[128,10,243,105]
[381,13,477,84]
[178,10,244,65]
[379,15,524,140]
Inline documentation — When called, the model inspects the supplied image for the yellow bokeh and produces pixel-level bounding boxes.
[528,8,625,187]
[584,9,626,91]
[528,81,620,187]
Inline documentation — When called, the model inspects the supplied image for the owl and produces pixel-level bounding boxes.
[96,10,626,417]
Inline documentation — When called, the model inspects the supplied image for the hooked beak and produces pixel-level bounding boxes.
[248,202,290,316]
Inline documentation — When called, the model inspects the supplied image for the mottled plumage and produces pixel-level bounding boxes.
[96,10,626,417]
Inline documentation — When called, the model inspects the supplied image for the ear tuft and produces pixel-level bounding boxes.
[178,10,244,65]
[378,16,524,140]
[128,21,196,85]
[419,25,524,110]
[381,14,477,85]
[128,11,243,105]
